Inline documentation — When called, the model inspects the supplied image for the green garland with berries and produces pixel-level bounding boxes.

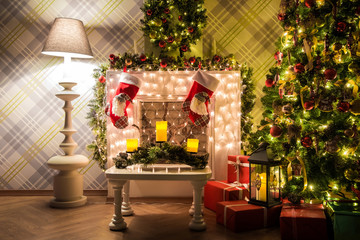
[87,53,255,170]
[141,0,207,55]
[113,142,209,169]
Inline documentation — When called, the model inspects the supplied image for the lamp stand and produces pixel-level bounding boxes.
[47,80,89,208]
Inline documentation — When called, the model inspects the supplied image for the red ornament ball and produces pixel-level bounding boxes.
[265,78,274,87]
[146,9,153,16]
[338,101,350,112]
[164,8,170,14]
[188,27,194,33]
[324,68,337,80]
[159,40,166,48]
[178,15,183,21]
[277,13,285,21]
[181,45,188,52]
[140,54,147,62]
[160,60,167,68]
[336,22,347,32]
[189,57,196,64]
[270,125,282,138]
[294,63,305,73]
[304,101,315,110]
[98,75,106,83]
[301,136,313,148]
[167,36,174,43]
[213,55,221,62]
[304,0,315,8]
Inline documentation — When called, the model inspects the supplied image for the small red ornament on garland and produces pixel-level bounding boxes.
[294,63,305,73]
[140,54,147,62]
[265,78,275,87]
[109,54,115,61]
[164,8,170,14]
[98,75,106,83]
[188,27,194,33]
[270,125,282,138]
[181,45,188,52]
[167,36,174,43]
[159,40,166,48]
[213,55,221,62]
[336,22,347,33]
[189,57,196,64]
[304,0,315,8]
[337,101,350,112]
[146,9,153,16]
[301,136,313,148]
[324,68,337,80]
[161,18,167,23]
[160,60,167,68]
[304,101,315,110]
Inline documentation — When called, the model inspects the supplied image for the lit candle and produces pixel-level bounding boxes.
[187,139,199,153]
[259,173,267,202]
[156,121,167,142]
[126,139,138,152]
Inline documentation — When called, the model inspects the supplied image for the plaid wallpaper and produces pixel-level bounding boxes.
[0,0,281,190]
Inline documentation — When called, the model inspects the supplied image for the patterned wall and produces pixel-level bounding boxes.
[0,0,281,190]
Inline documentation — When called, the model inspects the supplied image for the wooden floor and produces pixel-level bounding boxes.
[0,196,281,240]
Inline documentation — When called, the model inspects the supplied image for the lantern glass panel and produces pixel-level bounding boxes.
[250,163,267,202]
[268,165,281,205]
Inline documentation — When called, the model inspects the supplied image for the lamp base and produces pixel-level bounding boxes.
[50,195,87,208]
[47,154,89,208]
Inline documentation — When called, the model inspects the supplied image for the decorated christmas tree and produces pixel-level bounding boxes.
[250,0,360,202]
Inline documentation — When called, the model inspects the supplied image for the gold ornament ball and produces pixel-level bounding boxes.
[350,99,360,115]
[344,168,360,182]
[149,32,157,39]
[154,19,162,26]
[125,58,132,66]
[344,129,355,138]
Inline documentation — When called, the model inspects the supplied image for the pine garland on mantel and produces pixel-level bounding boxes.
[87,53,255,170]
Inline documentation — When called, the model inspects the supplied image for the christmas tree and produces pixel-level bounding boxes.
[250,0,360,203]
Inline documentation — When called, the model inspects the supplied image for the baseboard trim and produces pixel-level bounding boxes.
[0,190,108,196]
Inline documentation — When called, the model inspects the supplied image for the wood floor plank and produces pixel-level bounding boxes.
[0,196,281,240]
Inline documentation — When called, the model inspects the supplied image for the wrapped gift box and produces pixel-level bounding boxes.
[216,200,282,232]
[326,201,360,240]
[204,180,249,212]
[227,155,249,184]
[280,203,328,240]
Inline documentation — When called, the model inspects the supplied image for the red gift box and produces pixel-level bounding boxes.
[204,180,249,212]
[216,200,282,232]
[227,155,249,184]
[280,203,328,240]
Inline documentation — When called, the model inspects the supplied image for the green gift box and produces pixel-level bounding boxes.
[326,201,360,240]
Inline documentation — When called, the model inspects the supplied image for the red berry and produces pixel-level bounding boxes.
[301,136,313,148]
[188,27,194,33]
[270,125,282,138]
[324,68,337,80]
[294,63,305,73]
[304,101,315,110]
[140,54,147,62]
[336,22,347,32]
[189,57,196,64]
[98,75,106,83]
[265,78,274,87]
[146,9,152,16]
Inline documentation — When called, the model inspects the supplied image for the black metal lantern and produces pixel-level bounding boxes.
[248,142,281,207]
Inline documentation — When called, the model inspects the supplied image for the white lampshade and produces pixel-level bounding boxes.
[42,17,93,58]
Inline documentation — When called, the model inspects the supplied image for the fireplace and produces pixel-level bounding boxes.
[106,70,242,183]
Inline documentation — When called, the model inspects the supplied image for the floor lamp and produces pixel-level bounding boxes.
[42,17,93,208]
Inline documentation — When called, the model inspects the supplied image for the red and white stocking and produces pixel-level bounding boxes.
[182,71,219,127]
[109,73,141,129]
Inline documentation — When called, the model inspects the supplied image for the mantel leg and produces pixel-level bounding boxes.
[122,180,133,216]
[109,181,127,231]
[189,180,207,231]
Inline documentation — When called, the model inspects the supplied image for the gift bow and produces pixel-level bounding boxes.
[228,156,249,184]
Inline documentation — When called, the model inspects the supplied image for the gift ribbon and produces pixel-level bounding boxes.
[223,204,267,227]
[216,181,249,201]
[228,156,249,184]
